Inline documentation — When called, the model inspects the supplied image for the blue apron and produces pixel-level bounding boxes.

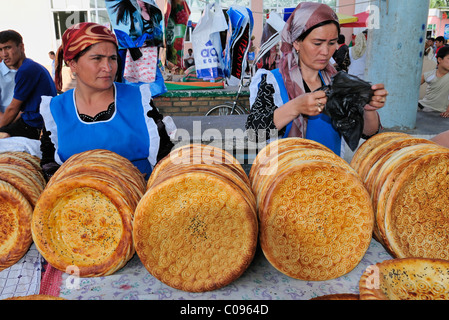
[271,68,341,155]
[48,83,153,176]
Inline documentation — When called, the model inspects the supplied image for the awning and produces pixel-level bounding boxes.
[336,13,358,25]
[340,11,369,28]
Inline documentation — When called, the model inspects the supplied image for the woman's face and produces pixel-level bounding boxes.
[69,42,118,91]
[293,23,339,72]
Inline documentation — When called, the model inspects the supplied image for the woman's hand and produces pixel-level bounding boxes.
[294,90,328,116]
[365,84,388,111]
[273,90,327,130]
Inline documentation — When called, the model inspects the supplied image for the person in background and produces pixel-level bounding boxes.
[0,56,17,116]
[348,31,367,80]
[48,50,56,80]
[332,34,350,72]
[0,29,57,140]
[245,2,387,157]
[40,22,172,179]
[419,46,449,118]
[183,48,195,69]
[435,36,446,58]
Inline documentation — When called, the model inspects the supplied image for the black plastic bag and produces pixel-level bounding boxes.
[319,71,374,151]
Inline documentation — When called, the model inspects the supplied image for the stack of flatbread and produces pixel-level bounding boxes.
[0,151,46,271]
[133,144,258,292]
[32,149,145,277]
[350,132,449,260]
[250,138,374,281]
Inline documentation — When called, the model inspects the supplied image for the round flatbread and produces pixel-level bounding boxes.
[148,143,248,189]
[250,138,331,185]
[0,180,33,272]
[384,152,449,259]
[134,170,258,292]
[259,160,374,281]
[350,132,411,173]
[32,176,135,277]
[359,258,449,300]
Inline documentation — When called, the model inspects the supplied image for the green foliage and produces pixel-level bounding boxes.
[430,0,449,8]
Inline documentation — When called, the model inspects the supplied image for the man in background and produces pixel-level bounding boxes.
[0,29,57,139]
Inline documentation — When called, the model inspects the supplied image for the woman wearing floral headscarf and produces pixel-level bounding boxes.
[40,22,172,179]
[245,2,388,156]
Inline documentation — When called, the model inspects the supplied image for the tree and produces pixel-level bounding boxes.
[430,0,449,8]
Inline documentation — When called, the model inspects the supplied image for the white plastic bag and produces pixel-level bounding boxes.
[191,3,228,81]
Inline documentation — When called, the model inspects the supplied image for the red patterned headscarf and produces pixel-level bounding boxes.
[55,22,117,91]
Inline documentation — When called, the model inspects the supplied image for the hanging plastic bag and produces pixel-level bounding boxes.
[192,2,228,81]
[320,71,374,151]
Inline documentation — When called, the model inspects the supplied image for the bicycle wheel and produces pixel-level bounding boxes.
[205,103,246,116]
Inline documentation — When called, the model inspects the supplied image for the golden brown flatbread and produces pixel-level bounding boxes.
[359,258,449,300]
[350,132,411,173]
[148,143,248,189]
[32,150,142,277]
[134,168,258,292]
[370,145,447,247]
[0,180,34,272]
[357,138,435,184]
[32,176,135,277]
[0,152,46,189]
[259,160,374,281]
[383,152,449,259]
[250,138,331,185]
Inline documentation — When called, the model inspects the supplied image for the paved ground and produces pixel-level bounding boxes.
[404,108,449,137]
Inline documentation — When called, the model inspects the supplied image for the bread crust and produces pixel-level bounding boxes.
[359,258,449,300]
[0,180,33,271]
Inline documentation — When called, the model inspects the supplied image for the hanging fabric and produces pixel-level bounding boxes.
[106,0,164,51]
[123,46,158,83]
[223,5,253,84]
[164,0,191,69]
[105,0,166,96]
[191,2,228,81]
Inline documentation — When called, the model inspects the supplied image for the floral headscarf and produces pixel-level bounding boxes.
[279,2,339,100]
[55,22,117,91]
[278,2,339,137]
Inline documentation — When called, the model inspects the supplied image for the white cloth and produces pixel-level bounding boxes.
[0,136,42,158]
[348,46,366,80]
[0,244,42,300]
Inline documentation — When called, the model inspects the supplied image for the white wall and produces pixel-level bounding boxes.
[0,0,57,69]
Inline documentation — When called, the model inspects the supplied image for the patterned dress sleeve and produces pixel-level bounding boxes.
[245,74,286,141]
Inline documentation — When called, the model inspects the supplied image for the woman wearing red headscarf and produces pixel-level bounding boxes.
[40,22,172,179]
[246,2,388,156]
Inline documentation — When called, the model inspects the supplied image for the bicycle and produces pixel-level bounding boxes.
[205,28,281,116]
[204,79,250,116]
